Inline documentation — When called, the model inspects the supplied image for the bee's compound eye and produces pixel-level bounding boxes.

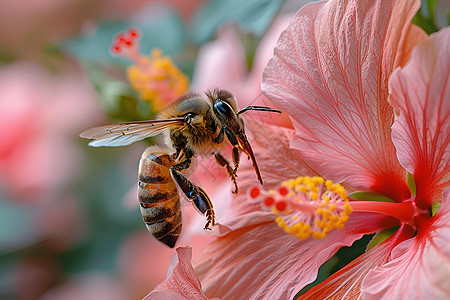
[214,101,229,116]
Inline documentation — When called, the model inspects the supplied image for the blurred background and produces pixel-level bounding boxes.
[0,0,446,299]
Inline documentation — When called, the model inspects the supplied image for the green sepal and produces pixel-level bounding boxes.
[431,202,441,217]
[349,192,394,202]
[367,227,398,251]
[407,172,417,196]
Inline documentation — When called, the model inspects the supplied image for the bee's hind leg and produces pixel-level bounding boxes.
[214,153,238,194]
[170,168,215,230]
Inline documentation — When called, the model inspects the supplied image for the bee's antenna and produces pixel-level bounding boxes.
[238,106,282,115]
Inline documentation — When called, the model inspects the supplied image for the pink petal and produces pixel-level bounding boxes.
[145,247,217,300]
[262,0,424,202]
[301,225,414,299]
[389,28,450,208]
[362,189,450,299]
[194,212,396,300]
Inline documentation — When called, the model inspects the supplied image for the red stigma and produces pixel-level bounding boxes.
[276,201,287,211]
[250,187,260,199]
[264,197,274,207]
[278,187,288,196]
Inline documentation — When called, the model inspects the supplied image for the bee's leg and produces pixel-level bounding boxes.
[224,128,241,174]
[215,153,238,194]
[170,168,215,230]
[172,148,194,171]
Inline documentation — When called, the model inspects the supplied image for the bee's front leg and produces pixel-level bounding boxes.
[215,153,238,194]
[224,128,241,174]
[170,168,215,230]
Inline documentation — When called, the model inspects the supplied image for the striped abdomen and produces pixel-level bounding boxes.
[138,146,181,248]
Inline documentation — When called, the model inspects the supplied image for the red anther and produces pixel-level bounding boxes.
[264,197,274,207]
[250,187,260,199]
[128,28,139,37]
[278,186,288,196]
[111,44,121,53]
[276,201,287,212]
[125,40,132,46]
[116,33,125,43]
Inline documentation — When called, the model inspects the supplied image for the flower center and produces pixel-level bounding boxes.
[249,176,353,239]
[110,28,189,108]
[249,176,421,240]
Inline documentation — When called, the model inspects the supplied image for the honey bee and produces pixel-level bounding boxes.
[80,89,281,247]
[137,146,213,247]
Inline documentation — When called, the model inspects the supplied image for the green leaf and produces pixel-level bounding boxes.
[412,0,441,34]
[64,19,130,64]
[83,64,155,121]
[349,192,395,202]
[190,0,285,44]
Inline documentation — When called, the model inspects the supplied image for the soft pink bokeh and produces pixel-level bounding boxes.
[0,61,100,199]
[41,273,128,300]
[117,231,176,298]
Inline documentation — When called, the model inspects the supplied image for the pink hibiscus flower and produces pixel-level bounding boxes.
[145,0,449,299]
[260,0,449,298]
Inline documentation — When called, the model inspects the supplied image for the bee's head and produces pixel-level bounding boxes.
[207,89,263,184]
[174,94,209,126]
[206,89,243,132]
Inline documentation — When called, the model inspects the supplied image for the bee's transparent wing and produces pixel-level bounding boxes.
[79,118,184,147]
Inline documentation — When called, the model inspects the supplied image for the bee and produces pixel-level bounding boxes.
[80,89,281,247]
[137,146,213,247]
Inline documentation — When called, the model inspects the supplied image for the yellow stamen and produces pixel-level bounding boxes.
[269,176,352,240]
[126,48,189,109]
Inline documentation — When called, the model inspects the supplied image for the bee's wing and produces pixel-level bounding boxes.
[79,118,184,147]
